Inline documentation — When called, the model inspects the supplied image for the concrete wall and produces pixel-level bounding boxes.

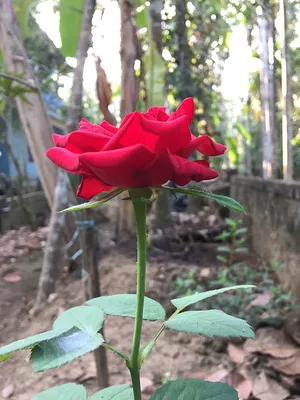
[231,176,300,299]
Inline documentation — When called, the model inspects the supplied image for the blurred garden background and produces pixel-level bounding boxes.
[0,0,300,399]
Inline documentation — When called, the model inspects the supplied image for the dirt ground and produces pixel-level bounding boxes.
[0,241,230,399]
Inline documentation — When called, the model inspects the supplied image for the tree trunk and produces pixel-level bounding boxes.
[258,7,276,179]
[0,0,79,240]
[116,0,138,241]
[120,0,138,118]
[147,0,172,232]
[245,101,253,176]
[270,5,279,178]
[33,0,96,311]
[174,0,193,102]
[0,0,57,206]
[31,170,69,313]
[280,0,293,180]
[149,0,163,54]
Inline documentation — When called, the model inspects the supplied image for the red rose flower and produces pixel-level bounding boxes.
[47,98,226,199]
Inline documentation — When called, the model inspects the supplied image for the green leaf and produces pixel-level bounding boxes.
[144,41,165,107]
[217,246,230,253]
[0,328,67,362]
[13,0,36,38]
[31,327,104,372]
[171,285,254,309]
[234,227,248,236]
[59,0,86,57]
[150,379,238,400]
[89,384,133,399]
[60,188,124,213]
[87,294,165,321]
[215,231,231,240]
[234,122,252,142]
[234,247,248,254]
[216,255,227,264]
[53,306,105,335]
[157,186,245,214]
[164,310,254,339]
[136,5,147,28]
[33,383,87,400]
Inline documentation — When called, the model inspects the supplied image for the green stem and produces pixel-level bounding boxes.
[130,368,142,400]
[130,197,148,400]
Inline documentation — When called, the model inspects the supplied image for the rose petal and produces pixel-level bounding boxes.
[178,135,226,158]
[77,176,113,199]
[79,118,116,136]
[63,130,110,153]
[147,106,169,121]
[170,154,218,186]
[46,148,86,174]
[52,133,70,147]
[99,120,118,135]
[175,97,195,125]
[140,114,191,153]
[79,144,157,187]
[197,159,210,168]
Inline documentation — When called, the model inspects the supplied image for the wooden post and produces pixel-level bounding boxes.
[81,212,109,389]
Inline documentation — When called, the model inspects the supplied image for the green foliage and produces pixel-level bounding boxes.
[136,1,147,29]
[172,260,293,328]
[144,43,166,108]
[216,218,248,266]
[0,73,36,114]
[13,0,36,38]
[234,122,251,142]
[59,0,86,57]
[34,383,134,400]
[158,186,245,214]
[150,379,238,400]
[0,305,105,369]
[87,294,166,321]
[60,189,125,212]
[33,383,87,400]
[31,328,103,372]
[89,385,133,399]
[0,327,68,362]
[53,306,105,334]
[164,310,254,338]
[171,285,254,309]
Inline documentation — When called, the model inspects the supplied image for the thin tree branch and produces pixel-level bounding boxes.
[0,72,37,90]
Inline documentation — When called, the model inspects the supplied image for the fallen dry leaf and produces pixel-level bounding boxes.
[284,312,300,346]
[3,271,21,283]
[1,384,15,399]
[183,371,207,380]
[235,378,253,400]
[95,58,117,126]
[269,349,300,376]
[227,343,246,364]
[244,327,298,359]
[205,368,229,383]
[252,372,289,400]
[280,374,300,393]
[248,291,273,308]
[206,369,252,400]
